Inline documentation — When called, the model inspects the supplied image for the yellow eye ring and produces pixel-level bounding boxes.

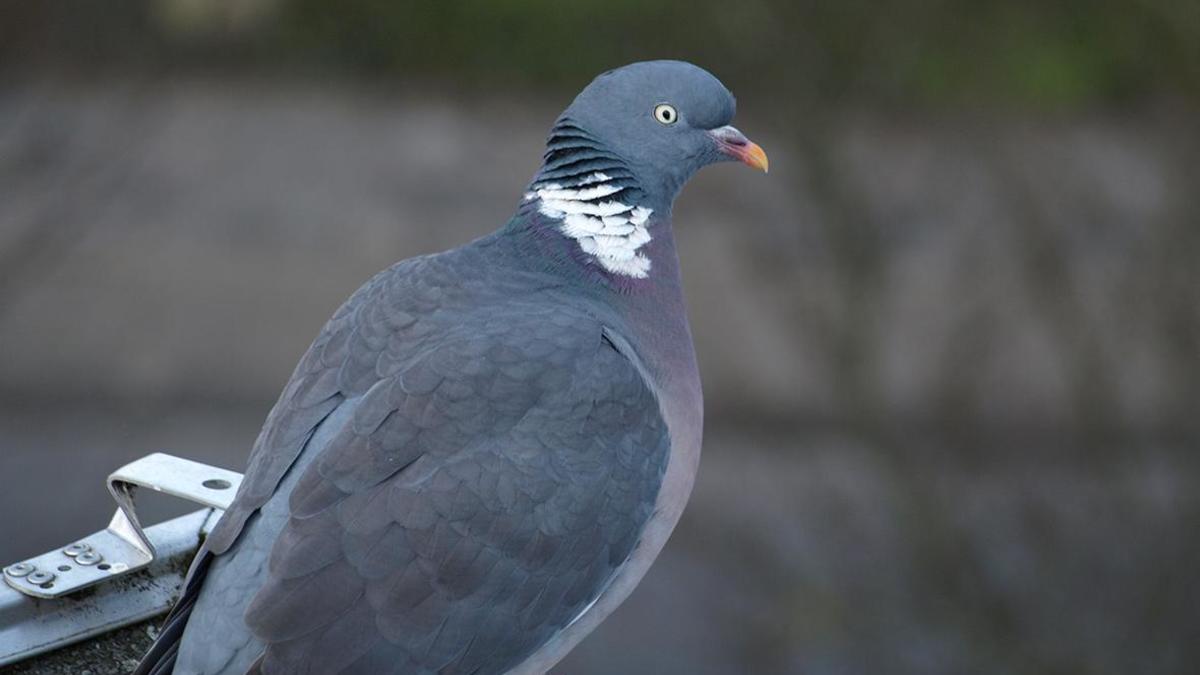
[654,104,678,125]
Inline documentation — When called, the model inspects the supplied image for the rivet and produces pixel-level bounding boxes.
[76,551,103,566]
[27,570,55,584]
[4,563,35,577]
[63,543,92,557]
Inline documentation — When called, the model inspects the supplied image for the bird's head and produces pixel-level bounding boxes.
[539,60,767,204]
[523,61,766,280]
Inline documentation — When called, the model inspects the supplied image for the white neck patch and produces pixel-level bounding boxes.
[525,173,654,278]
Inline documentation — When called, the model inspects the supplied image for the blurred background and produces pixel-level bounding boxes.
[2,1,1199,673]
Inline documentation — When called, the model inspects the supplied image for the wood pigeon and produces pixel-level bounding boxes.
[135,59,768,675]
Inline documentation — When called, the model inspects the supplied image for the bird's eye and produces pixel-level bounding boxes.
[654,104,678,125]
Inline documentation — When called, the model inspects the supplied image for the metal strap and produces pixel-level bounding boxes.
[2,453,242,599]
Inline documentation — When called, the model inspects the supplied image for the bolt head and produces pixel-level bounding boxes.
[27,571,55,584]
[76,551,103,566]
[63,542,92,557]
[4,563,35,577]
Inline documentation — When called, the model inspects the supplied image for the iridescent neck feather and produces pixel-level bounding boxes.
[524,118,655,279]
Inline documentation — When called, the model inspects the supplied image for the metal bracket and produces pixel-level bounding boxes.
[2,453,242,599]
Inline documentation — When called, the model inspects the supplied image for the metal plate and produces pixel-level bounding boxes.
[0,509,222,666]
[108,452,242,512]
[3,453,242,599]
[0,452,245,666]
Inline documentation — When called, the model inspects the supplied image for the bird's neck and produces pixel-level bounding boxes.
[499,198,701,435]
[517,176,669,276]
[516,115,681,288]
[501,203,698,383]
[511,181,685,289]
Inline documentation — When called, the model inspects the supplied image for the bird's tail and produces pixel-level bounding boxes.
[133,549,214,675]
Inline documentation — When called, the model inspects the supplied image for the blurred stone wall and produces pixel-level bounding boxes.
[1,81,1196,435]
[1,80,1198,674]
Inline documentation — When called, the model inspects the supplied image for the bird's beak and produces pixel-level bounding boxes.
[709,125,769,173]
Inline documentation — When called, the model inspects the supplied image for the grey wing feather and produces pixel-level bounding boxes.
[206,254,456,555]
[139,254,482,674]
[241,306,669,674]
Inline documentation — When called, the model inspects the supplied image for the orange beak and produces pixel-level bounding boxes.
[710,125,769,173]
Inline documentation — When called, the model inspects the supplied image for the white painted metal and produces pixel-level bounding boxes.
[2,453,241,600]
[0,509,222,666]
[0,453,244,666]
[108,452,242,512]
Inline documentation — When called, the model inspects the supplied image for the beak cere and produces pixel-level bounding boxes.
[709,125,769,173]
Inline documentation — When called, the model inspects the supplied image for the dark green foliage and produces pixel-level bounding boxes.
[271,0,1200,106]
[2,0,1198,108]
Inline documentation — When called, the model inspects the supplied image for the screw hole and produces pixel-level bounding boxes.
[202,478,231,490]
[97,563,111,570]
[57,565,71,572]
[40,582,53,589]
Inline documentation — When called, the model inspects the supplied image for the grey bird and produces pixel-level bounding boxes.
[135,59,768,675]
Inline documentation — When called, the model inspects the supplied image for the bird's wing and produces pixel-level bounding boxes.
[138,245,670,675]
[137,256,446,675]
[235,299,669,674]
[204,259,423,556]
